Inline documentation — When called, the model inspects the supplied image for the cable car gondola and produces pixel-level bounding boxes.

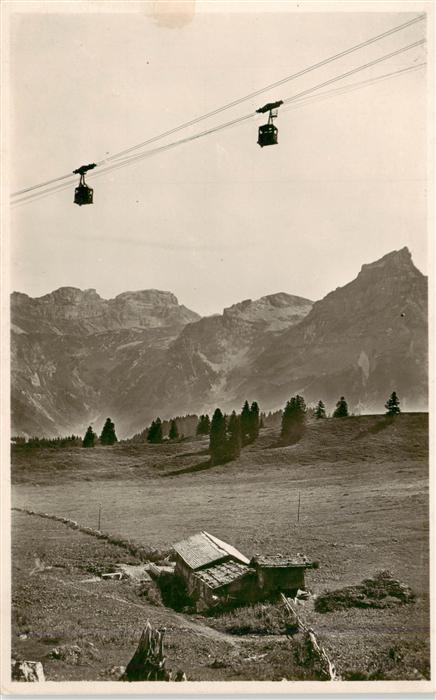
[73,163,96,205]
[256,100,283,147]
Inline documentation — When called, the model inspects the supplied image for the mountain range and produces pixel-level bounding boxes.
[11,247,428,438]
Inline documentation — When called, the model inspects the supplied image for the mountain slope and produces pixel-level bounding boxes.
[242,247,427,413]
[10,248,428,437]
[11,288,200,437]
[113,293,313,428]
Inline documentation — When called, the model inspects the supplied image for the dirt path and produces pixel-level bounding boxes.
[49,574,242,646]
[14,509,243,647]
[171,612,241,647]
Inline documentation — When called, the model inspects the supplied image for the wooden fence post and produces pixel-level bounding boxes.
[281,593,340,681]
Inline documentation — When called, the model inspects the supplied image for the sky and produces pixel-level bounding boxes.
[9,2,428,316]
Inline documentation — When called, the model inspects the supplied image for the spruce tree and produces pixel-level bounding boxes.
[100,418,117,445]
[154,417,162,442]
[147,417,163,443]
[280,395,307,444]
[240,400,251,445]
[248,401,260,442]
[385,391,401,416]
[147,420,156,442]
[315,400,326,419]
[82,426,96,448]
[333,396,349,418]
[196,414,211,435]
[169,419,179,440]
[209,408,227,465]
[227,410,242,460]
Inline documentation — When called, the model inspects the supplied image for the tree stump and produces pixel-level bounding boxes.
[121,621,185,682]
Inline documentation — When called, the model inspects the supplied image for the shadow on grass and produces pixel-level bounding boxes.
[173,448,210,459]
[270,434,306,450]
[163,459,213,477]
[354,416,394,438]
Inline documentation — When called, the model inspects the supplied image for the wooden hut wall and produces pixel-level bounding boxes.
[174,553,193,581]
[257,566,305,593]
[225,572,259,602]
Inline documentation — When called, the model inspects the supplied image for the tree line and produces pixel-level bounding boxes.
[11,434,82,449]
[12,391,401,450]
[130,414,200,443]
[145,413,210,444]
[82,417,117,447]
[12,419,119,449]
[208,400,260,465]
[280,391,400,445]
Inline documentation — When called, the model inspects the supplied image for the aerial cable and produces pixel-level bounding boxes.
[92,38,426,172]
[277,38,425,108]
[12,47,425,208]
[11,13,425,199]
[281,62,426,112]
[11,180,79,207]
[11,172,76,199]
[12,51,425,208]
[99,13,425,164]
[12,113,253,206]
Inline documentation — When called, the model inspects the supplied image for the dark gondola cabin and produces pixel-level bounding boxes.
[256,100,283,148]
[73,163,96,206]
[257,123,278,147]
[74,183,94,206]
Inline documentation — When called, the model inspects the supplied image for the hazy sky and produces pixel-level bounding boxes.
[10,3,427,316]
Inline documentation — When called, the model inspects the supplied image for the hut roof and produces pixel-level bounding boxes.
[173,531,249,570]
[251,554,309,568]
[194,560,253,590]
[204,532,250,565]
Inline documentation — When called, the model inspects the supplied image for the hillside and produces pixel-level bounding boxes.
[11,288,201,437]
[11,414,429,681]
[11,248,427,438]
[239,247,428,413]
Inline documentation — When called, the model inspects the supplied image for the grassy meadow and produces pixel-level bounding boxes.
[11,413,429,681]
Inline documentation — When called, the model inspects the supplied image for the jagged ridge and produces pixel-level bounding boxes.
[10,248,427,437]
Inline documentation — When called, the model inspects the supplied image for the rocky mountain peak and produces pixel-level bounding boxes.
[114,289,180,306]
[309,247,425,319]
[10,249,428,437]
[358,247,421,280]
[248,248,427,417]
[11,286,200,335]
[39,287,102,303]
[222,293,313,330]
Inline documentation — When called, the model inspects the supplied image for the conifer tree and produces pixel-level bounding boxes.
[240,400,251,444]
[100,418,117,445]
[147,417,163,443]
[248,401,260,442]
[280,395,307,444]
[315,400,326,419]
[209,408,228,465]
[169,419,179,440]
[147,420,156,442]
[227,410,242,460]
[82,426,96,448]
[385,391,401,416]
[196,414,211,435]
[333,396,349,418]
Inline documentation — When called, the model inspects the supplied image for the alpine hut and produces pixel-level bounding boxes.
[250,554,311,595]
[172,531,255,610]
[172,532,316,610]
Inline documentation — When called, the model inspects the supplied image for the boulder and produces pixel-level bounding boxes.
[11,660,45,682]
